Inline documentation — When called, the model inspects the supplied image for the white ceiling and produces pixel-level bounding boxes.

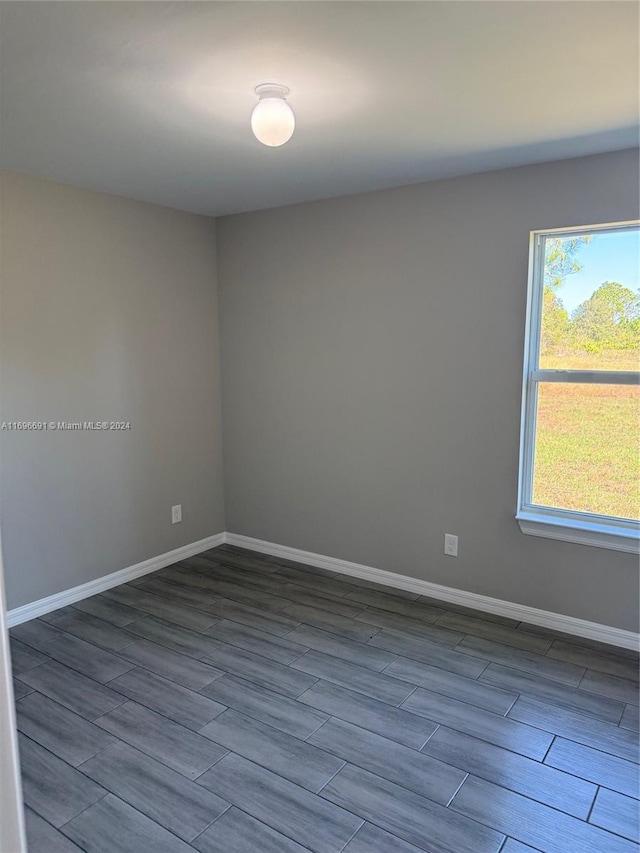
[1,2,637,217]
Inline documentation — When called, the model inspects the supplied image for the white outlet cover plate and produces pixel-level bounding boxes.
[444,533,458,556]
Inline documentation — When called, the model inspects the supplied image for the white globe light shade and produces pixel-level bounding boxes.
[251,92,295,147]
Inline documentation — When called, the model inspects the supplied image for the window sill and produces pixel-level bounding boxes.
[516,510,640,554]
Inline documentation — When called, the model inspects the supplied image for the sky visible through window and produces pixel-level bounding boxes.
[557,229,639,314]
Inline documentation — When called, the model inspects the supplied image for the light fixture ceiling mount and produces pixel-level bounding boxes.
[251,83,295,147]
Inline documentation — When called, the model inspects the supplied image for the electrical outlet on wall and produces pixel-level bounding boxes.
[444,533,458,556]
[172,504,182,524]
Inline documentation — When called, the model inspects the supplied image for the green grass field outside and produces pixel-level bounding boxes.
[533,351,639,520]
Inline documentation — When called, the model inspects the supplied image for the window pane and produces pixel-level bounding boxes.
[532,382,640,520]
[539,228,640,371]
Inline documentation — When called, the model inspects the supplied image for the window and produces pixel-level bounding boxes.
[517,222,640,553]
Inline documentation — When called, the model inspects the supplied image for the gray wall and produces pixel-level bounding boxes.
[217,149,639,632]
[1,172,225,609]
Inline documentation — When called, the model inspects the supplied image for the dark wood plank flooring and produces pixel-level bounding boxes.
[10,545,639,852]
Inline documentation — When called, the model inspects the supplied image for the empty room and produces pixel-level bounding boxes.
[0,2,638,852]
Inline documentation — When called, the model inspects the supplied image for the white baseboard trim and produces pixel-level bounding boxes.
[8,529,638,650]
[7,533,225,628]
[226,532,640,651]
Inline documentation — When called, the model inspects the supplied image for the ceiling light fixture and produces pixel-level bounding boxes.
[251,83,295,147]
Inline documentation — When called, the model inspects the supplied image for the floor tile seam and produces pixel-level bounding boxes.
[445,771,470,807]
[585,787,640,844]
[187,550,640,662]
[288,663,415,709]
[58,777,215,848]
[192,750,368,839]
[18,730,112,807]
[419,722,441,751]
[504,705,640,764]
[191,800,324,853]
[421,731,606,815]
[199,638,314,672]
[423,723,555,771]
[541,752,639,803]
[505,692,638,732]
[118,636,225,664]
[90,693,238,747]
[540,734,556,764]
[362,619,463,649]
[72,741,234,843]
[18,640,140,687]
[99,671,229,726]
[17,564,633,660]
[334,575,421,599]
[400,684,420,708]
[208,558,285,578]
[284,616,384,654]
[295,690,443,753]
[196,668,326,707]
[406,709,554,764]
[364,631,489,665]
[184,801,233,847]
[105,585,224,623]
[23,806,93,853]
[547,634,640,661]
[543,735,640,773]
[376,657,521,713]
[109,654,224,692]
[176,557,282,584]
[431,615,552,652]
[279,619,385,650]
[305,740,490,811]
[354,605,443,628]
[141,579,288,618]
[71,600,160,630]
[299,708,334,743]
[201,613,305,640]
[13,625,146,674]
[44,606,152,650]
[11,658,50,679]
[182,566,322,597]
[315,763,507,851]
[287,646,394,676]
[70,734,122,769]
[335,817,367,853]
[501,692,520,718]
[269,576,354,600]
[33,612,220,670]
[454,636,575,670]
[585,784,601,825]
[399,684,557,737]
[197,722,349,795]
[445,771,629,845]
[479,666,627,723]
[454,643,589,687]
[128,599,308,644]
[54,789,111,838]
[197,704,321,742]
[575,673,640,705]
[15,693,122,764]
[544,649,640,684]
[279,600,371,624]
[203,627,290,656]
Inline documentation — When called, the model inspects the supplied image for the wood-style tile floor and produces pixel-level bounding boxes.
[10,545,640,853]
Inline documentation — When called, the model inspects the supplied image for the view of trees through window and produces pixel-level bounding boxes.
[532,227,639,520]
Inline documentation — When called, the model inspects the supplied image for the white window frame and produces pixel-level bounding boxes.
[517,220,640,554]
